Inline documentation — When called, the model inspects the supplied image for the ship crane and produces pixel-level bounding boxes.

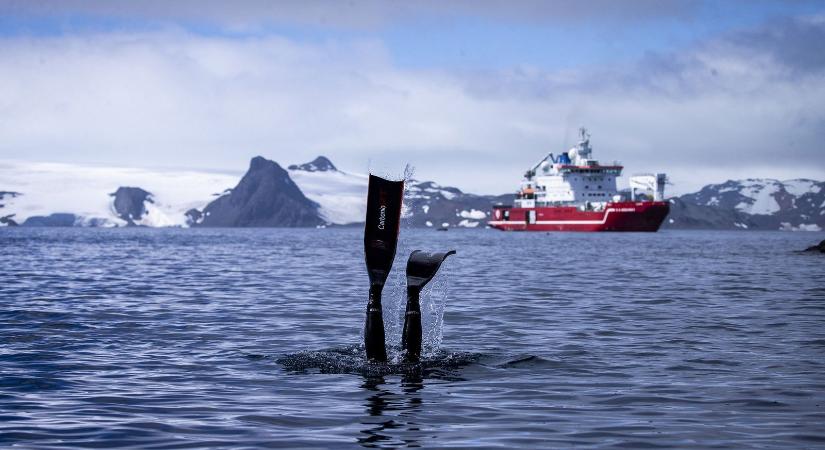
[525,151,555,180]
[527,127,593,180]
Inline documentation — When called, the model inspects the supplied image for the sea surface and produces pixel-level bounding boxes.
[1,228,824,449]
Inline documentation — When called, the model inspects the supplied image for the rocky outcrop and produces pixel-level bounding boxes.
[110,187,153,226]
[288,156,337,172]
[22,213,79,227]
[184,208,203,226]
[0,214,18,226]
[803,239,825,253]
[197,156,324,227]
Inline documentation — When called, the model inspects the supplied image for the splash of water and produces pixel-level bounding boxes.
[276,345,479,378]
[421,262,450,354]
[358,164,454,362]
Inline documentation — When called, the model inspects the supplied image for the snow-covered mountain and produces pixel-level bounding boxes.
[2,158,822,230]
[286,157,506,228]
[0,160,238,227]
[0,157,504,228]
[403,181,510,228]
[287,157,368,225]
[664,178,825,231]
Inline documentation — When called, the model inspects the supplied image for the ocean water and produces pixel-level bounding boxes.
[1,228,824,449]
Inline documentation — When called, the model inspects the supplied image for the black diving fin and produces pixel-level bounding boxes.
[363,174,404,362]
[402,249,456,362]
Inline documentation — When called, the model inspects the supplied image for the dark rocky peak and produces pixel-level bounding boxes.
[242,156,294,188]
[198,156,323,227]
[288,156,337,172]
[110,187,153,226]
[247,156,301,180]
[250,155,275,171]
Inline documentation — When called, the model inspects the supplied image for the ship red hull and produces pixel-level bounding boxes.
[489,201,670,232]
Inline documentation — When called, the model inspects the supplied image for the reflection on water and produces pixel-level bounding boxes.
[359,374,425,448]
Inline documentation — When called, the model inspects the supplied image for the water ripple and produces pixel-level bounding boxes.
[1,228,824,448]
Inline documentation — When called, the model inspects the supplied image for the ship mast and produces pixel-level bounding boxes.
[577,127,592,160]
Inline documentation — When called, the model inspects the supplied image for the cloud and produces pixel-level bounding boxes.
[0,30,525,186]
[0,15,823,194]
[455,14,825,191]
[725,14,825,75]
[3,0,702,31]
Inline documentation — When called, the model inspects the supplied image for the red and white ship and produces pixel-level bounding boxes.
[489,128,670,232]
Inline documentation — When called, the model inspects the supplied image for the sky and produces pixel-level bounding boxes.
[1,0,824,195]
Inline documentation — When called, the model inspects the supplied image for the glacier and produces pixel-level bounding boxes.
[0,160,238,226]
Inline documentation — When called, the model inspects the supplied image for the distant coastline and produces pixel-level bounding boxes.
[1,158,823,231]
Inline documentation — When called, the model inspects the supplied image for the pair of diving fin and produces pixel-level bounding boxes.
[363,175,455,363]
